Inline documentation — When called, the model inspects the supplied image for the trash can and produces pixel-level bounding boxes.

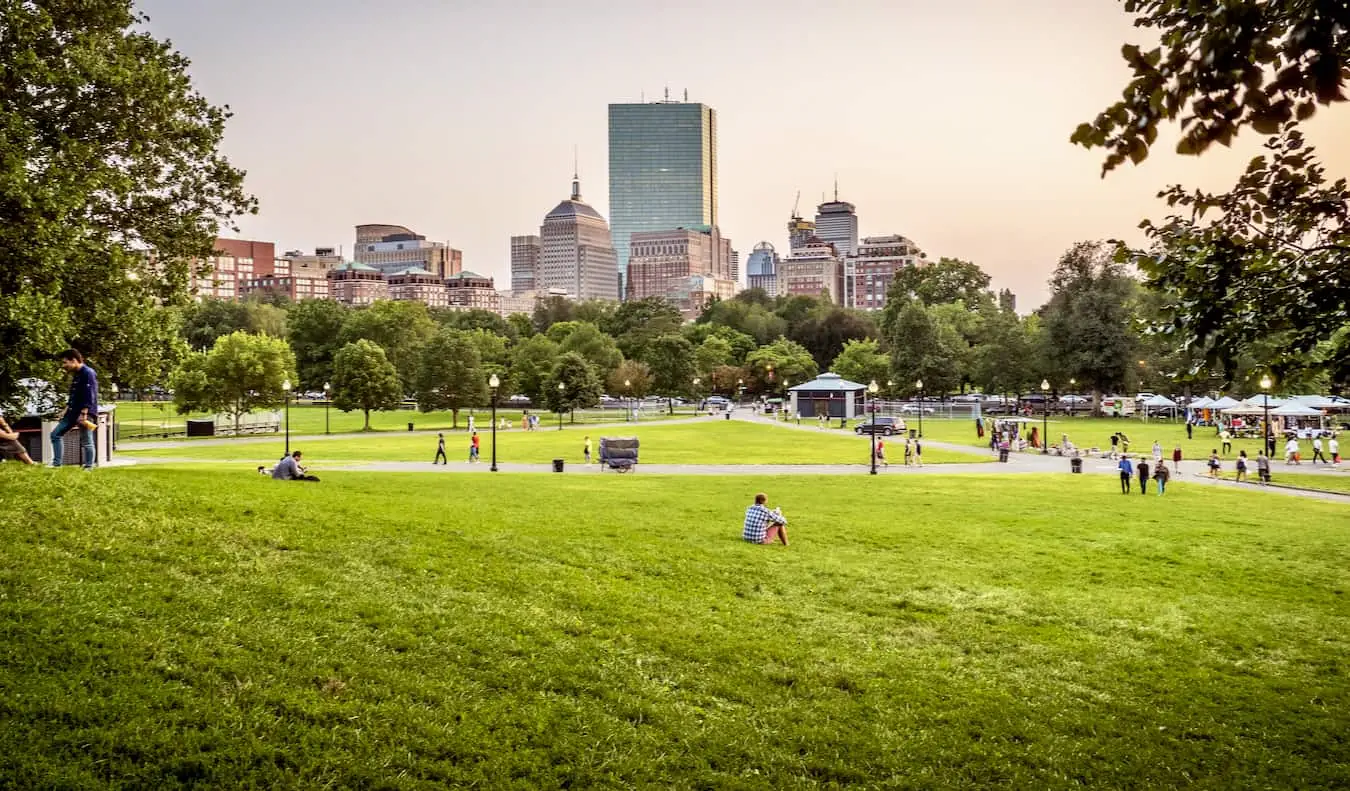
[407,422,414,431]
[1070,457,1083,474]
[725,412,730,420]
[552,458,564,473]
[998,449,1009,463]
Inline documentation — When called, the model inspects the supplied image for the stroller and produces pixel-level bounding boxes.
[599,437,639,472]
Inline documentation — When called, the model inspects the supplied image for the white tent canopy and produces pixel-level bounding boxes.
[1292,395,1344,409]
[1186,396,1214,409]
[1221,406,1266,416]
[1269,401,1322,417]
[1243,394,1285,408]
[1209,396,1241,410]
[1142,394,1179,407]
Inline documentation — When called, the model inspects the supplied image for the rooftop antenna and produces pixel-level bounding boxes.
[664,85,670,102]
[834,173,839,202]
[791,190,800,220]
[571,145,580,200]
[641,90,645,102]
[683,88,688,101]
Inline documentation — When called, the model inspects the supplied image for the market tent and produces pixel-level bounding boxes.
[1209,396,1241,410]
[1220,406,1266,416]
[1243,394,1285,408]
[1186,396,1214,409]
[1291,395,1342,410]
[1270,401,1322,417]
[1141,394,1179,407]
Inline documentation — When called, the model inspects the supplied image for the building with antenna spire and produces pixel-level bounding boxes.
[608,92,718,298]
[814,180,858,260]
[537,168,619,301]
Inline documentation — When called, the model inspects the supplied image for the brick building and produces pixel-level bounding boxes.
[328,261,388,306]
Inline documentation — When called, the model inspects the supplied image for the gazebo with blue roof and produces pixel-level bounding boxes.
[787,373,867,420]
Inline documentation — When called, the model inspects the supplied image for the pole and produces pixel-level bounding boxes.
[284,392,290,456]
[1263,393,1270,458]
[1042,398,1048,454]
[918,386,924,438]
[325,398,330,435]
[869,391,877,475]
[490,389,498,472]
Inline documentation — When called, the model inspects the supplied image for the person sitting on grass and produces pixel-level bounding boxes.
[0,415,35,465]
[271,450,320,482]
[742,492,789,546]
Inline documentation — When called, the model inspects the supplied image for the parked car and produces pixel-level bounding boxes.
[855,416,906,436]
[951,393,984,403]
[900,404,935,415]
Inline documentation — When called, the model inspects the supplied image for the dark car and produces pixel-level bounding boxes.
[854,416,906,436]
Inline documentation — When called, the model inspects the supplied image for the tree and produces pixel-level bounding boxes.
[696,300,788,346]
[168,332,295,433]
[642,334,695,413]
[884,258,994,310]
[885,302,962,397]
[1040,242,1137,413]
[831,339,890,390]
[532,295,574,334]
[0,0,255,407]
[744,338,818,395]
[684,324,758,364]
[245,300,287,339]
[437,308,518,342]
[506,313,535,340]
[972,309,1037,397]
[287,299,349,392]
[415,329,487,429]
[558,323,623,377]
[694,336,735,378]
[1132,129,1350,384]
[510,334,560,403]
[710,364,748,397]
[789,306,879,369]
[603,297,684,360]
[608,360,652,401]
[1072,0,1350,174]
[331,340,402,431]
[181,300,254,351]
[337,300,436,395]
[546,352,603,419]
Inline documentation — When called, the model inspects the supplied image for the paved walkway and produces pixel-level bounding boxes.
[116,410,1350,505]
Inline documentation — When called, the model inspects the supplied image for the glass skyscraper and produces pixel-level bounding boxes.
[608,99,717,297]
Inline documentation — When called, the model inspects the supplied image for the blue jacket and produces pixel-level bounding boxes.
[66,364,99,419]
[1118,458,1133,475]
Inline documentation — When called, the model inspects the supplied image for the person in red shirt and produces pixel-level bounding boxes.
[469,431,480,463]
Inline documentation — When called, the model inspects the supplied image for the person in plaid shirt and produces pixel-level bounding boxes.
[742,492,789,545]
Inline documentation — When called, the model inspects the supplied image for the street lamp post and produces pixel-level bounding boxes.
[489,374,500,472]
[323,382,331,434]
[1260,374,1273,457]
[868,380,879,475]
[693,377,701,415]
[915,379,924,438]
[624,378,632,422]
[737,378,744,407]
[557,381,565,431]
[1040,378,1050,454]
[281,379,292,456]
[110,383,118,449]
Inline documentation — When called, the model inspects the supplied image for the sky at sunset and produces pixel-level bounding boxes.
[138,0,1350,308]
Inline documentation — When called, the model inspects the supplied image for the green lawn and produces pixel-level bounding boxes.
[1,467,1347,788]
[1271,470,1350,495]
[118,420,992,466]
[114,402,693,439]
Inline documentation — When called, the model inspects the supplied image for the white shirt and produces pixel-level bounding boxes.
[1285,439,1299,453]
[1313,438,1322,450]
[1331,438,1340,453]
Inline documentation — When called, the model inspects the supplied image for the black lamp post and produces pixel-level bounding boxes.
[323,382,331,434]
[692,377,701,415]
[1260,374,1272,457]
[625,378,632,422]
[915,378,924,438]
[737,378,744,407]
[489,373,500,472]
[557,381,565,431]
[281,379,292,456]
[868,379,879,475]
[1040,378,1050,454]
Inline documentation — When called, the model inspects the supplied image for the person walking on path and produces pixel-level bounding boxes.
[904,437,914,466]
[1331,436,1341,465]
[1172,445,1183,477]
[1137,458,1151,495]
[1257,451,1272,483]
[1207,450,1222,479]
[1186,420,1193,440]
[1118,455,1133,493]
[1219,428,1233,457]
[1109,433,1120,459]
[434,433,448,465]
[913,437,923,467]
[468,431,480,463]
[875,438,888,468]
[1154,461,1170,495]
[1312,436,1328,464]
[1152,441,1163,464]
[1284,437,1301,464]
[1236,450,1249,482]
[49,349,99,470]
[584,435,592,465]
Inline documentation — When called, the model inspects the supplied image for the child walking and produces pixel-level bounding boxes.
[469,431,480,463]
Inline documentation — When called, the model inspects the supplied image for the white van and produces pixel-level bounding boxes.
[1101,396,1136,416]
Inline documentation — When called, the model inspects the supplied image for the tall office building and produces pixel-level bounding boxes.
[510,235,541,291]
[625,225,735,316]
[729,249,740,285]
[608,95,717,297]
[787,214,815,252]
[538,173,619,301]
[354,224,462,279]
[814,191,858,260]
[745,242,780,295]
[779,238,842,304]
[844,235,925,311]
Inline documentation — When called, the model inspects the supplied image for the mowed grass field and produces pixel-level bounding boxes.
[114,402,691,439]
[118,420,992,466]
[1,467,1348,788]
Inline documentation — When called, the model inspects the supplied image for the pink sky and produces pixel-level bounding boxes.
[139,0,1349,308]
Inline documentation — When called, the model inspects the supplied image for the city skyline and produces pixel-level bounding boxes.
[136,0,1350,308]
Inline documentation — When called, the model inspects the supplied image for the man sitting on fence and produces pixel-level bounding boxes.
[271,450,320,482]
[742,492,789,546]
